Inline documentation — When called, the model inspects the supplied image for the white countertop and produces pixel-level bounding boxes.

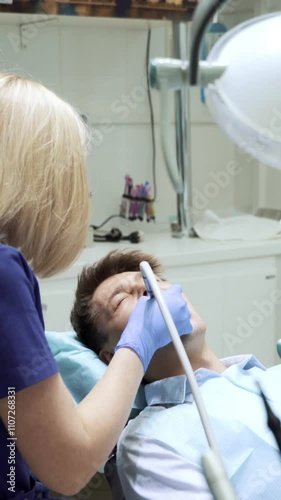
[47,234,281,281]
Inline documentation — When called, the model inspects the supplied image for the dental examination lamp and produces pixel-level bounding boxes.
[150,0,281,202]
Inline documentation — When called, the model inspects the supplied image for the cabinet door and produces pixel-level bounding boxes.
[165,267,225,356]
[39,278,77,332]
[222,269,278,367]
[165,258,278,367]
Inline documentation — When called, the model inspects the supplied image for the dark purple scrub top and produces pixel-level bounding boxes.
[0,245,59,498]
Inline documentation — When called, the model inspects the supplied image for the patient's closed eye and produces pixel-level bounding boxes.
[114,295,127,311]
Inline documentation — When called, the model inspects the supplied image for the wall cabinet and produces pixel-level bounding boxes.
[165,256,278,366]
[39,245,281,368]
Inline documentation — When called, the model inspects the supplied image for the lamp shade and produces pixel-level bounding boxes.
[206,12,281,170]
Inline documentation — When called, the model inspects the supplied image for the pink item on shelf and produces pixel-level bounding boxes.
[135,184,142,220]
[144,182,151,222]
[120,175,133,218]
[129,186,138,221]
[125,175,133,197]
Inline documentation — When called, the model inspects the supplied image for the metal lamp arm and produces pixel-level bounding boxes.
[189,0,230,85]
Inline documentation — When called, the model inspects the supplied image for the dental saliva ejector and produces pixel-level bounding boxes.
[140,261,237,500]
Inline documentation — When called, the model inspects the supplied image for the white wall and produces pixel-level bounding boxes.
[0,15,178,230]
[0,3,276,231]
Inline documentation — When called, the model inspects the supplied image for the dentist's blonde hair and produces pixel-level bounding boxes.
[0,73,90,277]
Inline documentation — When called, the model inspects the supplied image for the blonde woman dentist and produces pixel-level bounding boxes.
[0,74,191,500]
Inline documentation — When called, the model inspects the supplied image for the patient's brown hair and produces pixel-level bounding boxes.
[70,249,163,354]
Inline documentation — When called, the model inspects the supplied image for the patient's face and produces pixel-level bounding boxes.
[92,271,205,352]
[92,271,170,349]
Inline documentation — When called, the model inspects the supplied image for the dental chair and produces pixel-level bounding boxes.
[104,452,126,500]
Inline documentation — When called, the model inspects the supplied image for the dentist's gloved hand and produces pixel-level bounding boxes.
[114,284,193,372]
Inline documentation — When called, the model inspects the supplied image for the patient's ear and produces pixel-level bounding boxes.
[99,349,114,365]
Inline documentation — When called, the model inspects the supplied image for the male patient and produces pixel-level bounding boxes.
[71,250,281,500]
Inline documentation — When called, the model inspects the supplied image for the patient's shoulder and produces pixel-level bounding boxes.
[256,364,281,404]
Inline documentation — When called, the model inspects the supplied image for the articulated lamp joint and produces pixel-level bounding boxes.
[150,57,226,91]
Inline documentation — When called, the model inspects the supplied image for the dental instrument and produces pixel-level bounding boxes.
[140,261,237,500]
[140,266,154,299]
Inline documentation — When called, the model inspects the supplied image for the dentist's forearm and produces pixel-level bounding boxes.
[77,348,143,466]
[9,348,144,497]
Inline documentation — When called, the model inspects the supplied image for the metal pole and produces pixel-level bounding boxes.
[172,22,195,238]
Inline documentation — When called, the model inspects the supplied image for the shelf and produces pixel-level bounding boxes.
[0,11,169,27]
[0,0,198,21]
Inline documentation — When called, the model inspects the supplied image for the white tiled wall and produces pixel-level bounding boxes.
[0,23,61,91]
[0,8,267,230]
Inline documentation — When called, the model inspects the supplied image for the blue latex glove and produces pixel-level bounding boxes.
[115,284,192,372]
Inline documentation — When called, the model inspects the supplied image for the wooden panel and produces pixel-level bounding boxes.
[0,0,198,20]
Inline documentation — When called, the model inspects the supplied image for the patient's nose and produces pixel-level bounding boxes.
[136,275,147,297]
[138,284,147,297]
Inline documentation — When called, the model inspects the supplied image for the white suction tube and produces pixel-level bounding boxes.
[140,261,237,500]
